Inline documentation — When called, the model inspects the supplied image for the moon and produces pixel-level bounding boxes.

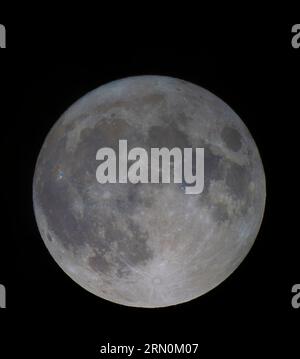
[33,76,266,308]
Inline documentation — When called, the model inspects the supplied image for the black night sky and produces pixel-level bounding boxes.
[0,12,299,357]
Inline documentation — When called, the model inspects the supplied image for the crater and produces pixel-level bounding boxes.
[87,216,153,278]
[153,277,161,285]
[221,126,242,152]
[117,219,153,266]
[88,252,112,274]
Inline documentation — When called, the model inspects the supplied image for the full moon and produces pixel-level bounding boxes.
[33,76,266,308]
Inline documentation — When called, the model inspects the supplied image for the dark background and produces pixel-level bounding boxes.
[0,13,299,356]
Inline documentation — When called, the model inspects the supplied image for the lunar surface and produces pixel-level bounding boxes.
[33,76,266,308]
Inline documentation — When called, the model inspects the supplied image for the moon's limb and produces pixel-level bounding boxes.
[33,76,266,308]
